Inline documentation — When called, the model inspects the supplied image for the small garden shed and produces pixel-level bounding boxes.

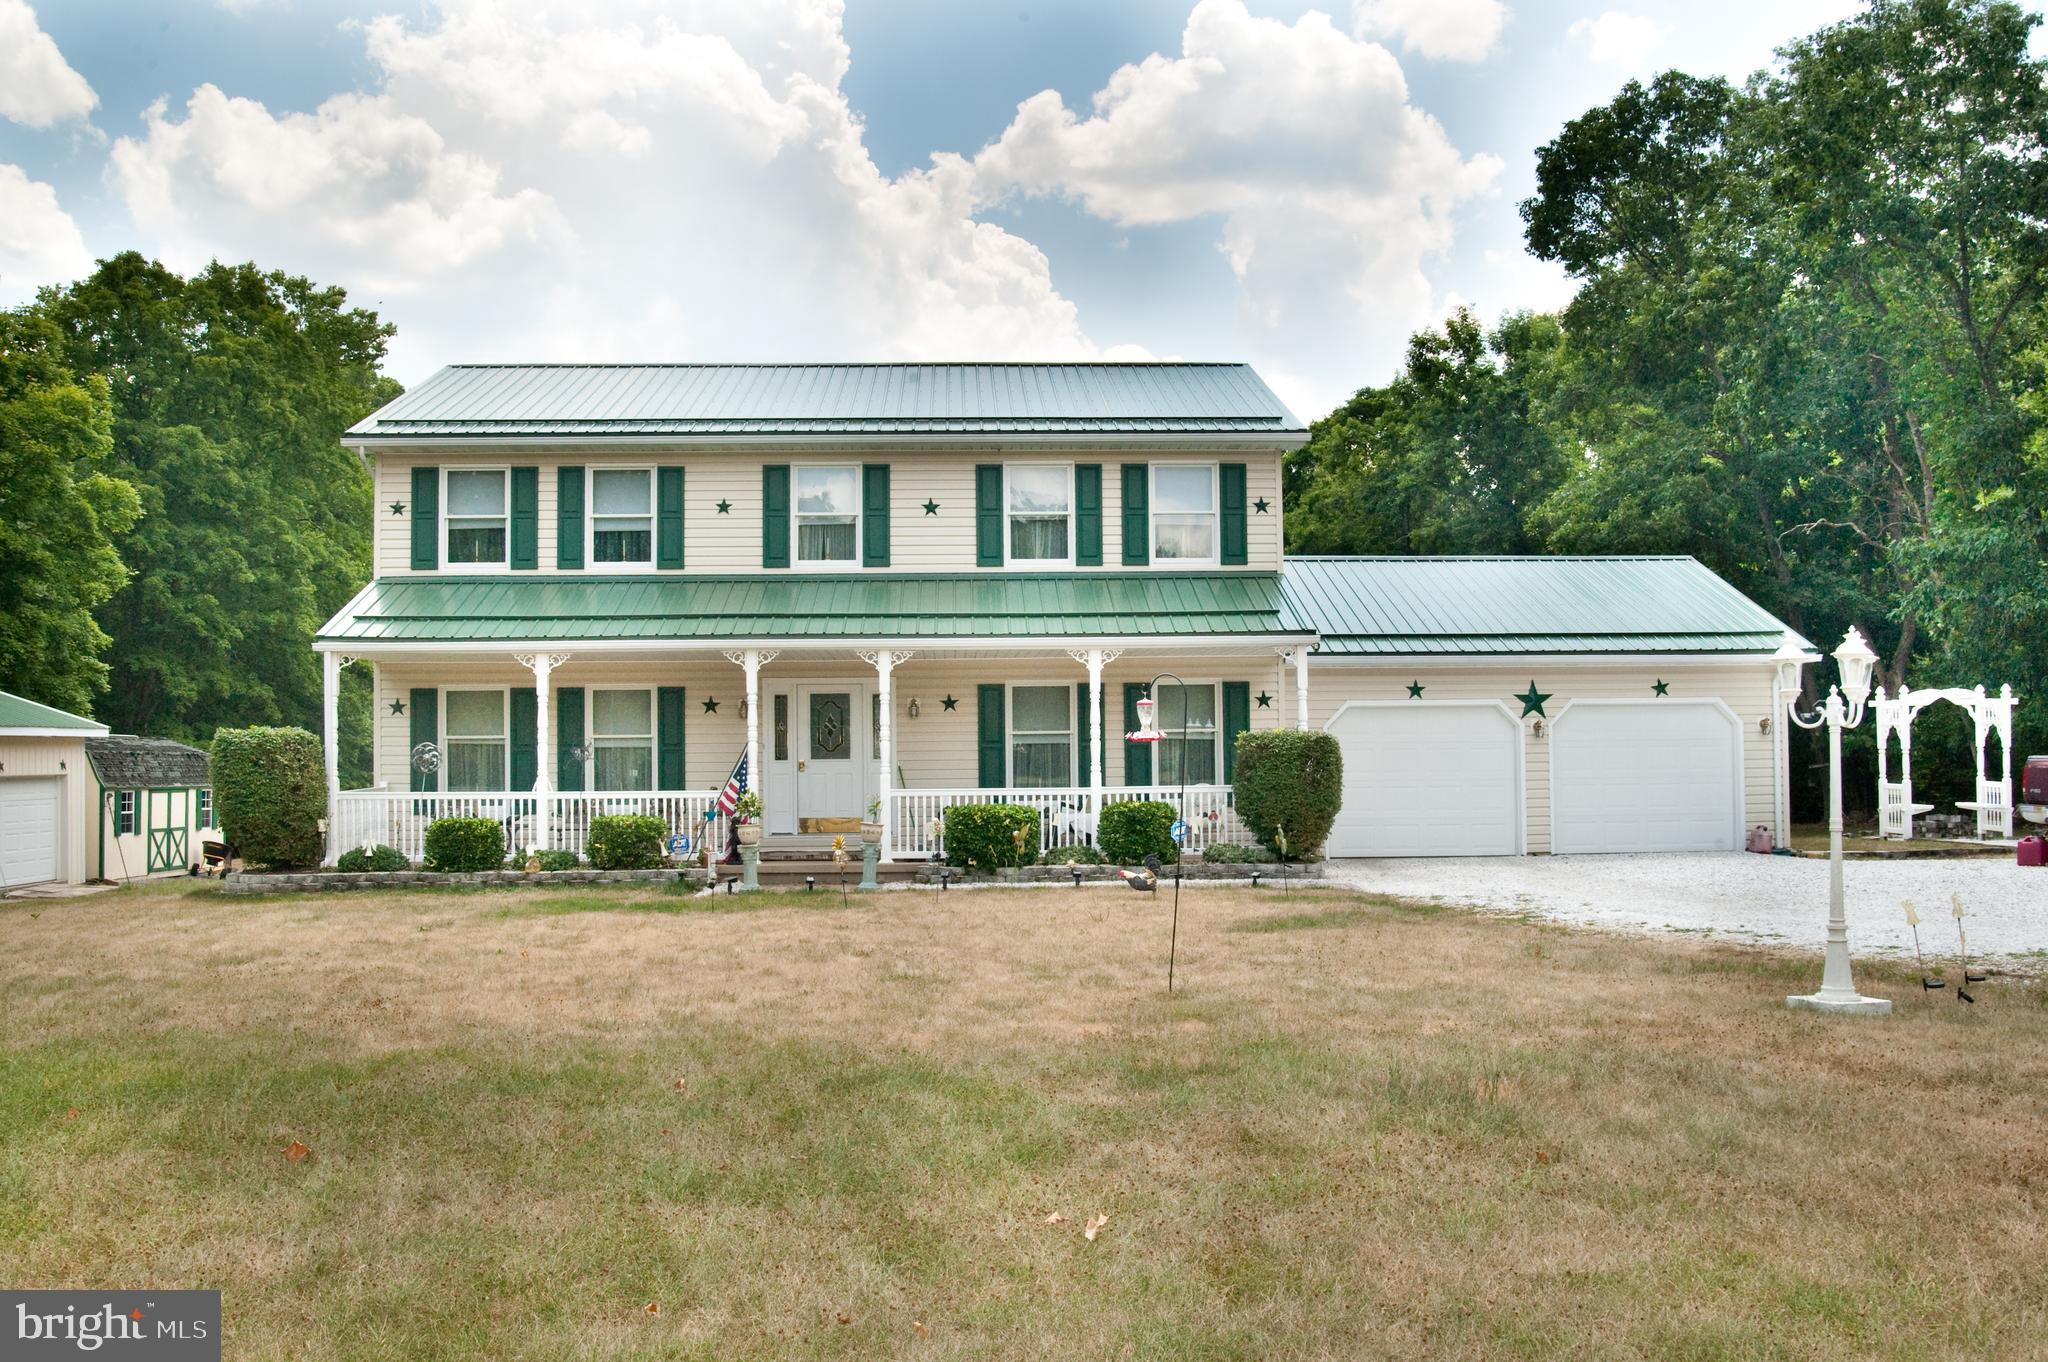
[84,735,221,881]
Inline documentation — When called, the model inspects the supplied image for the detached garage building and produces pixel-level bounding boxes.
[1287,557,1796,858]
[0,690,108,890]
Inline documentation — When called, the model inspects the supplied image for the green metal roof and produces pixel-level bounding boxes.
[348,363,1305,439]
[1282,556,1800,655]
[0,689,107,733]
[317,573,1304,645]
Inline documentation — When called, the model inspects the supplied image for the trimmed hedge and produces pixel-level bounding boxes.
[1233,728,1343,859]
[586,814,668,870]
[1041,843,1105,865]
[943,803,1041,870]
[423,816,506,872]
[532,849,581,872]
[1201,841,1276,864]
[210,726,327,869]
[336,844,409,872]
[1099,799,1178,865]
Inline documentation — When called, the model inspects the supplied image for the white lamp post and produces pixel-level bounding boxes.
[1781,626,1892,1016]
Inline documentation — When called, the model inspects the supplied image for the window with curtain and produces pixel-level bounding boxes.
[444,690,508,790]
[446,469,508,565]
[1010,685,1073,788]
[1153,683,1218,785]
[590,689,654,790]
[1152,465,1216,562]
[591,469,653,564]
[1007,465,1071,563]
[795,466,858,563]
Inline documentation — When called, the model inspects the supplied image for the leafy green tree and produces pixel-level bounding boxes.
[0,312,140,714]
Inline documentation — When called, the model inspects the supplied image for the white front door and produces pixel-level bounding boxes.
[0,777,62,886]
[1325,703,1521,857]
[1551,702,1741,853]
[795,685,869,827]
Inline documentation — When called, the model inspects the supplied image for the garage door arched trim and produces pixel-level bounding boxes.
[1323,699,1527,857]
[1547,698,1745,854]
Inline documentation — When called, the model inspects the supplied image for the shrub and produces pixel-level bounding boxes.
[1202,841,1276,864]
[586,814,668,870]
[1041,843,1105,866]
[1234,729,1343,859]
[423,816,506,872]
[1099,800,1178,865]
[210,726,326,869]
[336,843,409,872]
[943,803,1040,870]
[532,849,581,872]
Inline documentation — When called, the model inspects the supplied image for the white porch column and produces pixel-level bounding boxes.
[1066,648,1122,796]
[321,650,343,864]
[861,650,913,858]
[724,649,779,804]
[1293,646,1312,730]
[514,652,569,851]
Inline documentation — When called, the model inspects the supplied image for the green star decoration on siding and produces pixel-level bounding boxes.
[1255,691,1272,708]
[1406,681,1425,698]
[389,502,406,516]
[941,694,958,711]
[701,696,719,713]
[388,698,406,715]
[1653,679,1670,696]
[715,499,732,514]
[1253,498,1271,513]
[1515,682,1552,718]
[923,499,941,515]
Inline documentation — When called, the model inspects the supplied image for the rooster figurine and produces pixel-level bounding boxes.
[1118,853,1163,893]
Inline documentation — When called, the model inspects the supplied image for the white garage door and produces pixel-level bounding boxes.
[1326,704,1520,857]
[0,777,62,887]
[1551,703,1740,853]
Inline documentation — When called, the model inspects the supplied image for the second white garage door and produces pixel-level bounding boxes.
[0,777,62,888]
[1551,702,1741,853]
[1326,703,1521,857]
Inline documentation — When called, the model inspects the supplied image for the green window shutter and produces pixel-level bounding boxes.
[1122,683,1151,785]
[1076,683,1093,786]
[1220,463,1248,565]
[510,466,539,569]
[977,684,1006,788]
[556,687,585,792]
[1222,681,1251,784]
[409,689,438,792]
[1075,464,1102,566]
[862,464,891,567]
[975,465,1003,567]
[410,466,439,570]
[762,465,790,568]
[510,687,537,794]
[556,466,585,569]
[658,687,687,789]
[657,467,685,569]
[1121,464,1149,565]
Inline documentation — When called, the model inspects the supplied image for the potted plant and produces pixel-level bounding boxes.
[733,790,764,846]
[861,796,884,845]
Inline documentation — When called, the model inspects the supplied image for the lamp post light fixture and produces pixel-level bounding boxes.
[1779,626,1892,1017]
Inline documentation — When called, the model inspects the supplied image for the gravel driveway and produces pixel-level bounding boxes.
[1325,853,2048,967]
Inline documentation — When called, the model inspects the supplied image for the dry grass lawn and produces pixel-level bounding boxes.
[2,877,2045,1360]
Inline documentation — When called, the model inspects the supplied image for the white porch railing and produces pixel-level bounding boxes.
[331,790,731,865]
[887,784,1250,861]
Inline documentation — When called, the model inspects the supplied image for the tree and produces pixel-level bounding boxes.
[0,312,140,714]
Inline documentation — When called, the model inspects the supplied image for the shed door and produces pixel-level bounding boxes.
[1551,703,1740,853]
[1326,704,1520,857]
[0,777,62,887]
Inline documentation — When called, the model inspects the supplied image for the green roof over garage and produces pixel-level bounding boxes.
[1283,556,1799,655]
[0,689,108,735]
[317,573,1305,646]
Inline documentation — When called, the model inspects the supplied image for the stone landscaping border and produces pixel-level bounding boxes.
[223,868,710,894]
[912,862,1322,884]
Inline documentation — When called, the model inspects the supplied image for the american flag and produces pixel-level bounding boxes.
[715,748,749,814]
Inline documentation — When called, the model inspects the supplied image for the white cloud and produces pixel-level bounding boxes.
[968,0,1499,415]
[1352,0,1508,63]
[0,0,97,127]
[1567,10,1667,67]
[0,164,92,302]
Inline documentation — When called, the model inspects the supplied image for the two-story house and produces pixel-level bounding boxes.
[316,362,1804,864]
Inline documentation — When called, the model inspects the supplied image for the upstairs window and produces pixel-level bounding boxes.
[1007,466,1072,564]
[590,689,654,791]
[445,469,508,566]
[444,689,508,791]
[795,466,859,564]
[1152,465,1217,563]
[1152,682,1219,784]
[1010,685,1074,787]
[591,469,653,566]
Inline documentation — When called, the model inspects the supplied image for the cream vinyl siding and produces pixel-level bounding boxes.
[371,655,1295,792]
[0,736,94,885]
[373,449,1285,576]
[1307,662,1779,854]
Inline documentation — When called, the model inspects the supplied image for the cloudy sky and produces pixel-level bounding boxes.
[4,0,2039,418]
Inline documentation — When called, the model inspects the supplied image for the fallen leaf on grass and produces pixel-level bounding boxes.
[672,1078,688,1093]
[1535,1150,1551,1166]
[1042,1211,1065,1225]
[1084,1213,1108,1241]
[914,1321,929,1339]
[645,1302,660,1316]
[64,1108,79,1120]
[284,1141,310,1163]
[837,1313,852,1326]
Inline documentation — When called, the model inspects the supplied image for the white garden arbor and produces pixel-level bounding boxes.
[1874,683,2016,840]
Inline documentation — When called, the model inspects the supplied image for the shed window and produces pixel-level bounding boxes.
[444,690,508,791]
[590,688,654,791]
[591,469,653,565]
[795,466,858,564]
[116,790,137,835]
[1152,465,1217,563]
[1152,682,1219,785]
[1007,466,1071,564]
[1010,685,1073,788]
[197,788,214,828]
[445,470,508,565]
